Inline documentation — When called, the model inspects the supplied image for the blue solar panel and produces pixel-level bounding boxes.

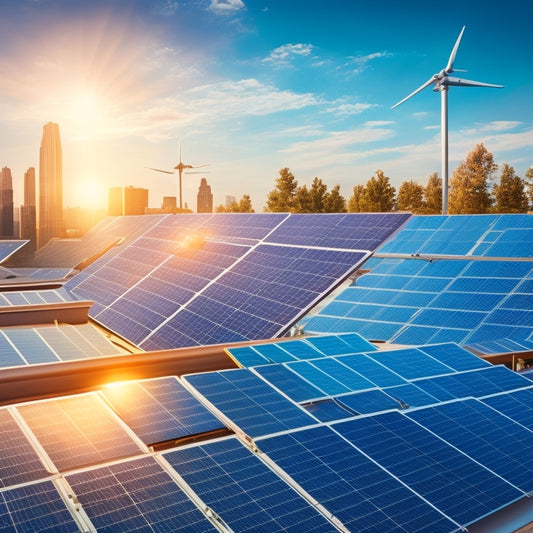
[258,425,458,533]
[251,343,298,363]
[0,480,80,532]
[67,456,217,532]
[302,399,355,422]
[366,347,454,380]
[336,353,406,387]
[308,357,376,392]
[0,333,25,368]
[482,388,533,431]
[414,366,531,402]
[418,343,491,371]
[252,364,325,402]
[286,361,352,396]
[101,378,225,445]
[164,437,339,532]
[183,369,316,438]
[382,383,440,408]
[303,334,368,356]
[337,389,400,414]
[226,345,269,367]
[0,409,51,487]
[334,411,523,527]
[3,329,59,365]
[17,394,143,471]
[272,339,323,360]
[407,399,533,492]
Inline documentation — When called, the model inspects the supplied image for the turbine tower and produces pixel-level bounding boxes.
[148,144,209,210]
[392,26,503,214]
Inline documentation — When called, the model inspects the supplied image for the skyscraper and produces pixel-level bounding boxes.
[20,167,37,256]
[0,167,14,238]
[108,187,123,216]
[197,178,213,213]
[123,186,148,215]
[39,122,63,248]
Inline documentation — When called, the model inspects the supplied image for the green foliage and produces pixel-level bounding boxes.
[323,184,347,213]
[493,164,529,213]
[448,143,496,214]
[265,168,298,212]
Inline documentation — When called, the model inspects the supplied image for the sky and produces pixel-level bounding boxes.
[0,0,532,211]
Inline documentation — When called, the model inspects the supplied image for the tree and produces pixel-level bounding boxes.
[359,170,396,212]
[526,166,533,211]
[448,143,496,214]
[424,172,442,214]
[215,194,255,213]
[265,168,298,212]
[397,180,424,212]
[323,184,347,212]
[493,164,529,213]
[294,185,313,212]
[347,184,365,212]
[309,177,328,212]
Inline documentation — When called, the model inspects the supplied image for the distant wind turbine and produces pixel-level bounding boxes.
[392,26,503,214]
[148,143,209,210]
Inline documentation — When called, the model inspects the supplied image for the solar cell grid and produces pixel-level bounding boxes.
[183,369,316,438]
[16,394,143,471]
[417,343,491,372]
[337,389,400,414]
[3,329,59,365]
[407,399,533,492]
[0,333,25,368]
[287,360,351,396]
[67,455,217,533]
[336,353,407,388]
[482,388,533,431]
[164,437,339,533]
[101,377,224,445]
[257,425,458,533]
[0,480,80,533]
[334,411,523,526]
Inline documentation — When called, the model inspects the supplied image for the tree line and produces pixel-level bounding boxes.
[216,143,533,214]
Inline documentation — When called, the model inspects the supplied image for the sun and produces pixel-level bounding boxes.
[76,180,106,209]
[64,88,109,140]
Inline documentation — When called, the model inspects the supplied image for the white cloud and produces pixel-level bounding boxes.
[209,0,245,14]
[460,120,522,136]
[263,43,314,66]
[328,102,377,116]
[345,51,392,74]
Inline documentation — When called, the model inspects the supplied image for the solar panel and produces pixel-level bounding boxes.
[0,333,25,368]
[3,329,60,365]
[417,342,491,371]
[366,347,455,380]
[251,343,298,363]
[271,338,323,360]
[252,364,325,403]
[307,357,376,392]
[257,425,458,533]
[65,213,408,350]
[101,377,225,446]
[183,369,316,438]
[302,399,355,422]
[16,394,144,471]
[413,366,531,402]
[0,480,80,532]
[285,360,352,396]
[482,388,533,431]
[303,333,374,356]
[333,411,523,527]
[34,326,89,362]
[0,408,51,487]
[408,399,533,493]
[336,389,400,414]
[335,353,406,387]
[382,382,440,408]
[67,455,217,532]
[0,240,28,262]
[225,345,270,367]
[164,437,339,532]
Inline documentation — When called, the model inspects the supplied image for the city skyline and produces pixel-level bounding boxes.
[0,0,531,211]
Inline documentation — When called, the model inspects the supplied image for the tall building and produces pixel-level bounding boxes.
[124,186,148,215]
[108,187,123,216]
[20,167,37,256]
[197,178,213,213]
[0,167,14,238]
[39,122,63,247]
[225,194,236,208]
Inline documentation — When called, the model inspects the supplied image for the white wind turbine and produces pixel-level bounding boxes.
[392,26,503,214]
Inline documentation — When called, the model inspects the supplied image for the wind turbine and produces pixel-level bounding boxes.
[148,143,209,210]
[392,26,503,214]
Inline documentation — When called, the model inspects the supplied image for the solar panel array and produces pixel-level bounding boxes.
[303,214,533,345]
[0,323,125,369]
[64,213,410,350]
[0,240,28,263]
[3,333,533,531]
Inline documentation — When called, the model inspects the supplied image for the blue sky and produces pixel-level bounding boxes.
[0,0,531,211]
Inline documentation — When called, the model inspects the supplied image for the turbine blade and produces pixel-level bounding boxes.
[391,76,436,109]
[146,167,174,174]
[192,164,210,169]
[446,26,465,73]
[443,76,504,88]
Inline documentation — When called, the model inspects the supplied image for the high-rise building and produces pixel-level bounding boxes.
[123,186,148,215]
[108,187,123,216]
[225,194,236,208]
[197,178,213,213]
[20,167,37,256]
[39,122,63,247]
[0,167,14,238]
